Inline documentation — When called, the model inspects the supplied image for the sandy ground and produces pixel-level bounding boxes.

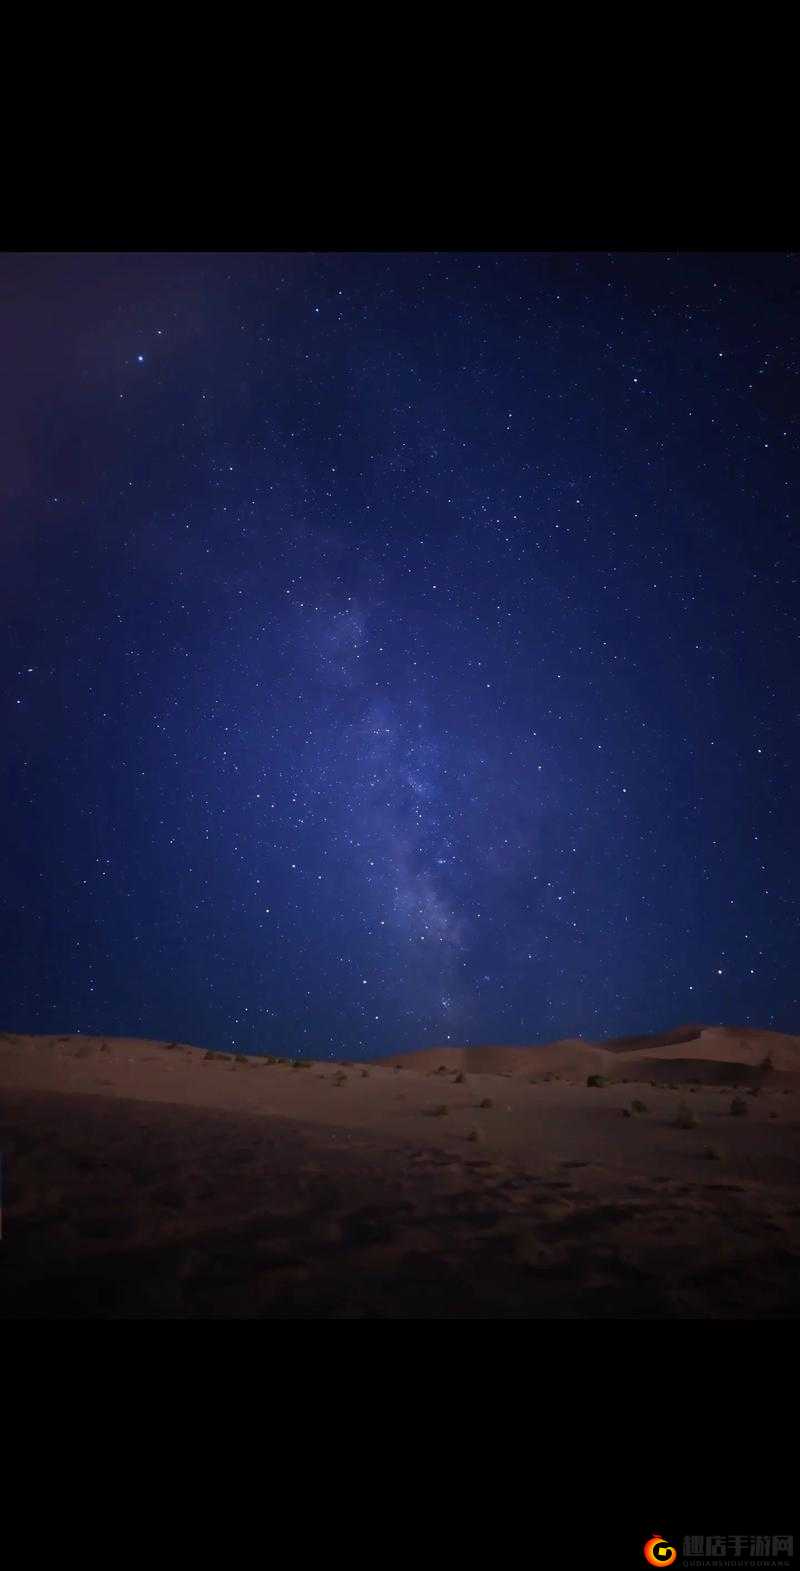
[1,1027,799,1317]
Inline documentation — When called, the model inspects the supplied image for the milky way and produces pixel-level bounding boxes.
[2,251,798,1056]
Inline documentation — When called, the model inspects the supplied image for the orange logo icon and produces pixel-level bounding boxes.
[644,1537,677,1568]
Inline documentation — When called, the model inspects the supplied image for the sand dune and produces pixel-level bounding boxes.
[376,1039,614,1078]
[389,1024,798,1087]
[389,1026,800,1083]
[602,1025,705,1054]
[611,1027,800,1088]
[2,1026,800,1317]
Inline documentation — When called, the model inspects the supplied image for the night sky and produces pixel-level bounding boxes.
[2,250,798,1059]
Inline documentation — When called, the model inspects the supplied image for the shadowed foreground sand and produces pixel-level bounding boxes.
[2,1027,799,1317]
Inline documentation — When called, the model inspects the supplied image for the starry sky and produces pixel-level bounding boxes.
[2,250,798,1059]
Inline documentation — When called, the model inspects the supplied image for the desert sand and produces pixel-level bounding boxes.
[2,1025,799,1317]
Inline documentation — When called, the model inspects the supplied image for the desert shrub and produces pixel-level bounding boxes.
[621,1108,632,1118]
[430,1104,449,1116]
[467,1126,482,1142]
[730,1097,748,1117]
[454,1070,466,1083]
[674,1101,698,1129]
[703,1146,720,1160]
[291,1059,311,1068]
[631,1099,648,1114]
[360,1068,369,1078]
[587,1074,609,1088]
[479,1097,493,1109]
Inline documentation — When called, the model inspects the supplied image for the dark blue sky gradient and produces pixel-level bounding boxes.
[2,251,798,1057]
